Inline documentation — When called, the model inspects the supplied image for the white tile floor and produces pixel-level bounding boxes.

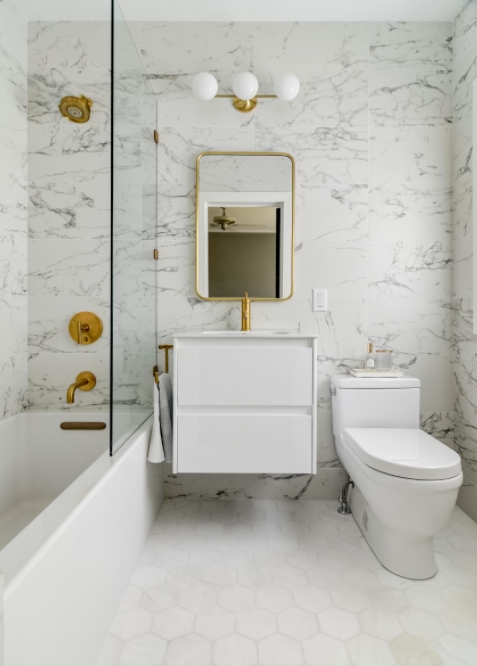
[95,499,477,666]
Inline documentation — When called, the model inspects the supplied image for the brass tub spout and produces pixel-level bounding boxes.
[67,372,96,404]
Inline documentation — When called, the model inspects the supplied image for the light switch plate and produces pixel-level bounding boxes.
[312,288,328,312]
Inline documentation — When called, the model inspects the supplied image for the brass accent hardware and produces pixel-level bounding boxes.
[153,249,159,260]
[234,97,257,113]
[216,94,277,114]
[69,312,103,345]
[241,292,251,331]
[60,421,106,430]
[66,371,96,404]
[154,130,159,144]
[158,344,173,373]
[153,365,159,385]
[195,151,295,307]
[59,95,93,123]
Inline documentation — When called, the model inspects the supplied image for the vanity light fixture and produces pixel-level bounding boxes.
[192,71,300,113]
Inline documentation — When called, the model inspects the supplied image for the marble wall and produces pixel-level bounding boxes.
[111,16,158,439]
[27,20,157,422]
[0,0,28,421]
[453,0,477,522]
[27,21,112,410]
[137,20,454,499]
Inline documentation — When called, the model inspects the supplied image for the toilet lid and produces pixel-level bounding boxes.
[343,428,462,480]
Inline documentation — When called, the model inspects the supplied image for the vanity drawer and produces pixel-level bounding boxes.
[177,346,313,406]
[177,414,313,473]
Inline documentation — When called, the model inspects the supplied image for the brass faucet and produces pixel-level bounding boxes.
[241,292,251,331]
[67,372,96,404]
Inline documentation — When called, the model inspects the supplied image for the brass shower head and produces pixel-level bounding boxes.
[58,95,93,123]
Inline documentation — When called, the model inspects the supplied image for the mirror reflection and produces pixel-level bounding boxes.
[197,153,294,300]
[208,206,282,298]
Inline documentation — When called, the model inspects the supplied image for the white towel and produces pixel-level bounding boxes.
[159,373,173,463]
[147,381,165,463]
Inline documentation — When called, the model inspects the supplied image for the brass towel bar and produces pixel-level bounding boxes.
[159,344,173,373]
[154,344,174,384]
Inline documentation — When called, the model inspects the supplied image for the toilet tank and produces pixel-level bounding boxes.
[331,375,421,438]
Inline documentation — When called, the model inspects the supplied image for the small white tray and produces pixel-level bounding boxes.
[350,369,403,378]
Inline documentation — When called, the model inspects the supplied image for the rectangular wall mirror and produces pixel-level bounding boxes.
[196,152,295,300]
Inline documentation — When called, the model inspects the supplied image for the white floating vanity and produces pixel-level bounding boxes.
[172,332,318,474]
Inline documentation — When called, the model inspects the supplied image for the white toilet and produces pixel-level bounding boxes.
[331,375,463,580]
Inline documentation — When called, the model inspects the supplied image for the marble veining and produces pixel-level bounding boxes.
[369,69,452,127]
[255,22,368,71]
[453,0,477,521]
[26,19,158,415]
[0,0,28,421]
[140,22,254,76]
[151,20,454,497]
[29,174,111,240]
[369,22,453,71]
[19,19,468,510]
[27,22,111,70]
[199,154,292,193]
[256,67,368,130]
[0,353,27,420]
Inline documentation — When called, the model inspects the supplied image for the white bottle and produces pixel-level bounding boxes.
[365,342,375,369]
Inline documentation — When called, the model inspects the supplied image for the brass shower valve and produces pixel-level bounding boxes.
[68,312,103,345]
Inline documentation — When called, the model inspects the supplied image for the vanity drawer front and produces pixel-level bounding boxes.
[177,415,313,474]
[177,347,313,406]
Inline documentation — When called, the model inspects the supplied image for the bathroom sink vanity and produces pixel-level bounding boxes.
[173,152,317,474]
[172,332,318,474]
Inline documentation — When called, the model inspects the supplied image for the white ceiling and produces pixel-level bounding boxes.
[14,0,468,22]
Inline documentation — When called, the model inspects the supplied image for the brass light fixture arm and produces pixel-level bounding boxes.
[215,94,278,99]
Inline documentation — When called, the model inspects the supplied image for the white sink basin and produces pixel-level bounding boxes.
[201,330,297,336]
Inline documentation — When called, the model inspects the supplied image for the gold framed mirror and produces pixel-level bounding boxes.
[196,152,295,302]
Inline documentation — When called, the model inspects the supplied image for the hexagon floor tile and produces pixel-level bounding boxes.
[95,500,477,666]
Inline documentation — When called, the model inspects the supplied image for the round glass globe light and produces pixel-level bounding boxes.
[274,73,300,101]
[192,72,218,101]
[233,72,259,101]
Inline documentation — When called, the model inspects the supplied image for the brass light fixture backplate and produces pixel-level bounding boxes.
[233,97,257,113]
[69,311,103,345]
[59,95,93,123]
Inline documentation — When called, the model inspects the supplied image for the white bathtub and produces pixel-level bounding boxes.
[0,411,163,666]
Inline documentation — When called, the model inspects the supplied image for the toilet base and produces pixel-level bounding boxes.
[349,485,437,580]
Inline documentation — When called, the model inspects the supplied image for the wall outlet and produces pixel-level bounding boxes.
[312,288,328,312]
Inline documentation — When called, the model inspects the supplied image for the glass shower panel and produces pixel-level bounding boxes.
[111,1,158,454]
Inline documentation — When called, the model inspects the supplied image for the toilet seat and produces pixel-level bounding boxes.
[343,428,462,481]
